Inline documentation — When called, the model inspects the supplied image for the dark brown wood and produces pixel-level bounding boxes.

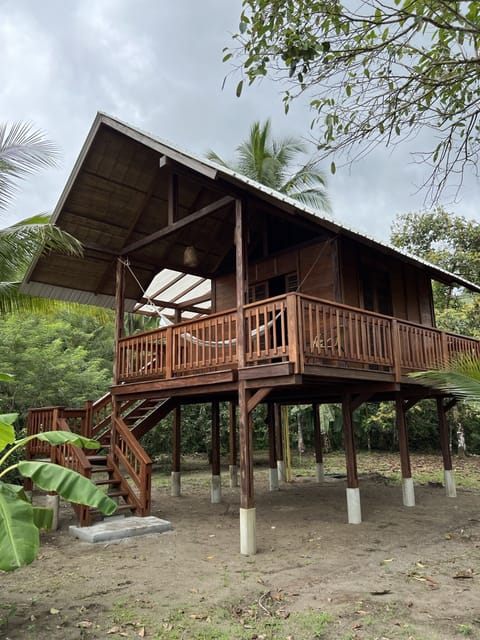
[395,393,412,478]
[122,195,234,254]
[437,397,453,471]
[168,171,178,226]
[312,403,323,464]
[351,393,372,413]
[229,401,237,467]
[172,405,181,473]
[342,394,358,488]
[235,199,246,369]
[247,387,272,414]
[211,400,221,476]
[267,403,277,469]
[113,257,126,385]
[238,381,254,509]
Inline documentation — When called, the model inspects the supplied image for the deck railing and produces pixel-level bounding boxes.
[116,292,480,383]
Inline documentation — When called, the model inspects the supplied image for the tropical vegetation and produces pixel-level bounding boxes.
[228,0,480,201]
[207,119,331,211]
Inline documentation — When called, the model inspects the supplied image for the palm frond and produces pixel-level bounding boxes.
[410,354,480,404]
[0,122,59,212]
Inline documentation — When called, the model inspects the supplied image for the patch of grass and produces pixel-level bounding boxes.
[457,623,474,636]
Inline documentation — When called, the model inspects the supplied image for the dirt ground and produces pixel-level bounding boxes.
[2,460,480,640]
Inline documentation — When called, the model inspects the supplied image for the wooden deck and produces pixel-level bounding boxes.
[116,292,479,388]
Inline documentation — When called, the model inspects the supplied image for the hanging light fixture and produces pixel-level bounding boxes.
[183,245,199,267]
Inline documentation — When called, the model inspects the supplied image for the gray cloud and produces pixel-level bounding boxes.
[1,1,478,240]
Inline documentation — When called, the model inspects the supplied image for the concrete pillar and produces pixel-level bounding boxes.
[171,471,181,497]
[346,487,362,524]
[444,469,457,498]
[343,395,362,524]
[402,477,415,507]
[240,507,256,556]
[229,464,238,488]
[269,467,279,491]
[211,474,222,503]
[315,462,325,483]
[46,494,60,531]
[396,394,415,507]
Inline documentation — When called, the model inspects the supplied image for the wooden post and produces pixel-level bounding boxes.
[342,394,361,523]
[395,393,415,506]
[235,199,246,369]
[313,403,324,482]
[267,403,279,490]
[437,397,456,497]
[83,399,93,439]
[171,405,181,497]
[229,401,238,487]
[391,319,402,382]
[274,403,286,482]
[286,293,301,373]
[113,257,126,385]
[239,380,256,555]
[211,400,221,503]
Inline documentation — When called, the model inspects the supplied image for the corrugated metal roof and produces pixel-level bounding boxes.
[93,112,480,295]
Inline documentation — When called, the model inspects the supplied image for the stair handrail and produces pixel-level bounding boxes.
[90,392,114,442]
[50,417,93,526]
[111,416,152,515]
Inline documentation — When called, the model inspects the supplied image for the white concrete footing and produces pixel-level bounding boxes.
[240,507,256,555]
[444,469,457,498]
[402,477,415,507]
[268,467,279,491]
[315,462,325,483]
[346,487,362,524]
[277,460,286,483]
[211,475,222,503]
[171,471,181,497]
[229,464,238,488]
[45,494,60,530]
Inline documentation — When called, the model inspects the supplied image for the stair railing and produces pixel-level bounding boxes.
[110,416,152,515]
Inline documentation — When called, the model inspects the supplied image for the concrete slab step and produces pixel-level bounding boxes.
[69,516,173,543]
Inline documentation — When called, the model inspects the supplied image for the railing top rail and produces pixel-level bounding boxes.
[113,416,152,466]
[29,406,65,413]
[92,392,112,410]
[56,418,93,472]
[296,292,394,322]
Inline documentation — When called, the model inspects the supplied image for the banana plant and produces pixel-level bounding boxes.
[0,411,117,571]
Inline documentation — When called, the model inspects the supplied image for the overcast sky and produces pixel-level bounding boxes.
[1,1,479,242]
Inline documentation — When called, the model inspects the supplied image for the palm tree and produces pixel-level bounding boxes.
[0,122,82,313]
[207,119,331,213]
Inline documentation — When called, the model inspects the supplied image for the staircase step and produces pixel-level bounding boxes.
[107,490,130,498]
[94,478,121,486]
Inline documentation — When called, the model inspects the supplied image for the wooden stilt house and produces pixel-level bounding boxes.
[21,113,480,554]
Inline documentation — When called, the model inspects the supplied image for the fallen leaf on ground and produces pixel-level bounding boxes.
[370,589,391,595]
[190,613,209,620]
[453,569,474,579]
[138,627,146,637]
[276,609,290,619]
[77,621,93,628]
[49,608,60,615]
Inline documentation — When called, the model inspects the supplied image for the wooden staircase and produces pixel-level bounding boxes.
[27,394,176,526]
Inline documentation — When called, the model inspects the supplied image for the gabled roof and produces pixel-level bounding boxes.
[20,112,480,314]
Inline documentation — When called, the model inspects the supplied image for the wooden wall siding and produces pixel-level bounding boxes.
[115,292,480,383]
[298,242,336,300]
[339,238,435,326]
[214,273,236,312]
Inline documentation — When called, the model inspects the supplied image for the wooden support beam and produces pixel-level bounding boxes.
[229,401,237,467]
[113,257,126,385]
[167,171,178,226]
[404,398,422,412]
[437,398,452,471]
[235,199,246,368]
[274,403,284,465]
[238,381,254,509]
[211,400,221,477]
[247,387,272,414]
[172,405,181,473]
[267,404,276,469]
[313,403,323,465]
[351,392,372,413]
[342,394,358,489]
[444,398,457,412]
[396,393,412,478]
[122,195,234,254]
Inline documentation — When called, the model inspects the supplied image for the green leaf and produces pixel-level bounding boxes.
[236,80,244,97]
[24,430,100,450]
[18,461,117,515]
[32,506,53,530]
[0,372,14,383]
[0,414,17,452]
[0,482,39,571]
[330,161,336,174]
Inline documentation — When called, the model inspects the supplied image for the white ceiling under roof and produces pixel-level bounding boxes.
[134,269,212,321]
